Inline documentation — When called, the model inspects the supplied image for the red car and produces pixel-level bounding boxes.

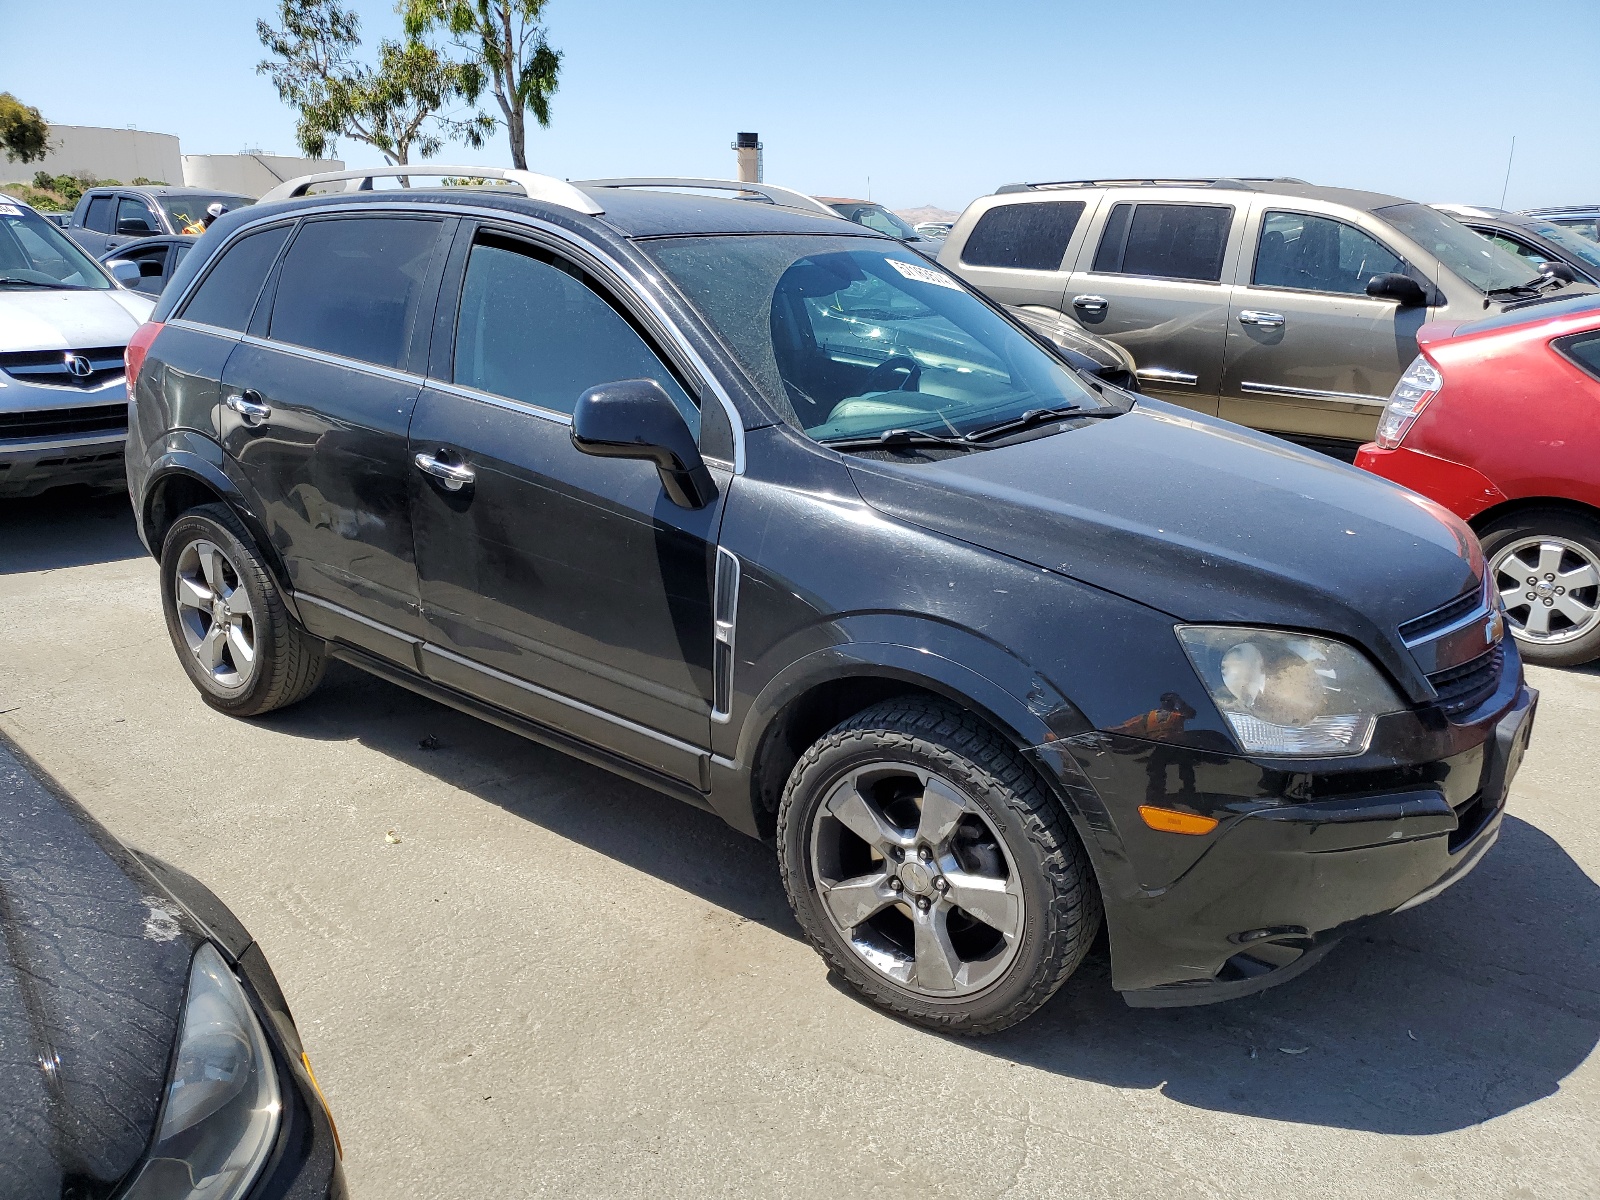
[1356,295,1600,666]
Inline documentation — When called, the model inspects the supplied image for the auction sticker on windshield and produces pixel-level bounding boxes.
[887,257,963,290]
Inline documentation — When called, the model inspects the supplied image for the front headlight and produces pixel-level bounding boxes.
[121,943,281,1200]
[1177,627,1404,756]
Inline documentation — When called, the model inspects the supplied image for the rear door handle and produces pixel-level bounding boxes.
[1238,309,1286,328]
[1072,294,1108,314]
[225,390,271,426]
[413,451,476,492]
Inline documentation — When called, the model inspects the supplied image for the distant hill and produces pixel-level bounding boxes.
[894,204,961,225]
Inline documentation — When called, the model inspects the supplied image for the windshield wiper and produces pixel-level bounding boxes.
[959,405,1093,443]
[1485,283,1545,301]
[819,427,978,452]
[0,276,70,289]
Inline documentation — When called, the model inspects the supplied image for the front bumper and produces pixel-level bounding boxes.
[0,378,129,497]
[1042,683,1537,1007]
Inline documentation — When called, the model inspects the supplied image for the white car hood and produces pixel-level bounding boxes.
[0,288,155,353]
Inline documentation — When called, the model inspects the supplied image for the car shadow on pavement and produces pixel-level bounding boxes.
[265,664,1598,1136]
[0,488,145,574]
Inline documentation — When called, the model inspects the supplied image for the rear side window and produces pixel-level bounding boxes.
[1253,211,1404,295]
[83,195,114,233]
[452,235,697,429]
[268,217,441,369]
[1091,202,1233,282]
[961,201,1085,271]
[179,224,292,332]
[1558,330,1600,381]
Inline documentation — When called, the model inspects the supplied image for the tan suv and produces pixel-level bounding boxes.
[940,178,1595,456]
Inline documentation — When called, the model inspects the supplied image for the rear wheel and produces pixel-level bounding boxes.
[159,503,326,715]
[777,698,1100,1034]
[1481,509,1600,667]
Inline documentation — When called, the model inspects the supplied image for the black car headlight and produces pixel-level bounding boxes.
[1177,626,1404,756]
[121,943,281,1200]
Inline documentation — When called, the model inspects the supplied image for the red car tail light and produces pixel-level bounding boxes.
[1374,354,1443,448]
[124,321,163,399]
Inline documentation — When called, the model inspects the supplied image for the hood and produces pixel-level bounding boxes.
[0,739,200,1200]
[845,400,1481,698]
[0,288,154,353]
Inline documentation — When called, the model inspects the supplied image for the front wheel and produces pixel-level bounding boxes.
[1481,509,1600,667]
[777,698,1101,1035]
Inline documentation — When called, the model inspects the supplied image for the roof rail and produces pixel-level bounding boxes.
[576,176,838,218]
[997,177,1309,194]
[257,165,604,215]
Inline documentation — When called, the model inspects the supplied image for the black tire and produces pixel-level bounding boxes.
[1479,508,1600,668]
[159,503,326,716]
[777,698,1101,1035]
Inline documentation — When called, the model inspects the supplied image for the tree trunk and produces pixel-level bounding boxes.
[508,104,526,170]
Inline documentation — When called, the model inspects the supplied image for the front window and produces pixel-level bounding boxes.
[0,200,112,289]
[1253,211,1405,295]
[1376,202,1543,293]
[829,203,919,241]
[160,194,250,235]
[644,235,1107,444]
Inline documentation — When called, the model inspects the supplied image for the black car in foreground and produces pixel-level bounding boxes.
[0,734,343,1199]
[124,166,1536,1033]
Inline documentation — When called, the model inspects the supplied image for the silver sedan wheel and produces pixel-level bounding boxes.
[1492,536,1600,646]
[173,540,257,690]
[808,763,1024,998]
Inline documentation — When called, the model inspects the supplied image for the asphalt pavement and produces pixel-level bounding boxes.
[2,488,1596,1199]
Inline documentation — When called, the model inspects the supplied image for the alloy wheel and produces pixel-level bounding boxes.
[173,539,257,689]
[1491,536,1600,646]
[808,763,1024,997]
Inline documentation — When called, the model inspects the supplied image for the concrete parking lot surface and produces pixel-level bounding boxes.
[3,490,1597,1199]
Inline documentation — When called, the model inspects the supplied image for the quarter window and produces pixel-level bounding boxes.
[961,201,1085,271]
[1091,202,1233,282]
[1557,330,1600,381]
[1253,211,1404,295]
[452,235,697,429]
[84,195,114,233]
[268,217,441,369]
[179,224,292,332]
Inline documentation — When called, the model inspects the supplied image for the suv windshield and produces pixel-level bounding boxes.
[160,193,250,234]
[827,202,922,241]
[0,198,111,289]
[1377,202,1544,294]
[644,234,1107,444]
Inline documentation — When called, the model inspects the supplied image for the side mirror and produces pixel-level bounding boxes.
[1365,272,1429,308]
[1541,260,1577,284]
[571,378,716,509]
[106,259,142,287]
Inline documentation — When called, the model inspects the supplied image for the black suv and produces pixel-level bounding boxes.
[126,167,1536,1033]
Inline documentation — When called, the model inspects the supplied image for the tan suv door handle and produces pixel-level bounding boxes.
[1238,310,1286,328]
[1072,294,1108,314]
[413,451,476,492]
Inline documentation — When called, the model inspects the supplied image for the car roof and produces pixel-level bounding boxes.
[1520,205,1600,217]
[996,178,1413,213]
[235,184,881,241]
[84,185,250,198]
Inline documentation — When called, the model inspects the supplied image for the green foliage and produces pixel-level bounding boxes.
[257,0,491,167]
[403,0,561,170]
[130,176,168,186]
[0,93,51,164]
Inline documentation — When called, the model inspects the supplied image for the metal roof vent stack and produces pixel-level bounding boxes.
[733,132,763,184]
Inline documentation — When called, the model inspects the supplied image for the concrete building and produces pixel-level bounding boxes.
[19,125,183,185]
[733,132,763,183]
[182,153,345,199]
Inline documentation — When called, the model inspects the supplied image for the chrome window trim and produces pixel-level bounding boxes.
[236,333,426,389]
[177,199,746,473]
[162,317,245,343]
[1239,381,1387,406]
[424,379,572,426]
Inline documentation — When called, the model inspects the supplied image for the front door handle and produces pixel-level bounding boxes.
[1238,309,1286,328]
[225,390,271,426]
[413,451,476,492]
[1072,294,1108,314]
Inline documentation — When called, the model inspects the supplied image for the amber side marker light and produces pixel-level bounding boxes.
[1138,805,1219,835]
[301,1052,343,1158]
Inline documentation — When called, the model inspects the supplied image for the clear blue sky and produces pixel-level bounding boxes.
[6,0,1598,212]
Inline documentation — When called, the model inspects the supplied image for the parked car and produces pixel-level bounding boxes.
[1520,205,1600,243]
[1355,295,1600,666]
[0,732,343,1199]
[1436,207,1600,286]
[127,165,1533,1033]
[67,185,249,257]
[40,211,72,229]
[940,177,1596,459]
[914,221,954,239]
[102,234,199,297]
[816,197,945,258]
[0,192,153,498]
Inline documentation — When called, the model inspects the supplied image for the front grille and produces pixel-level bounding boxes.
[0,346,127,391]
[1427,644,1504,717]
[0,404,128,441]
[1399,586,1482,645]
